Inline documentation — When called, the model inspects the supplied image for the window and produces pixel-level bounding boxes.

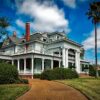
[57,36,60,39]
[43,38,46,42]
[54,52,59,54]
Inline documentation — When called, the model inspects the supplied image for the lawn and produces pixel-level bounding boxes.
[58,78,100,100]
[0,84,30,100]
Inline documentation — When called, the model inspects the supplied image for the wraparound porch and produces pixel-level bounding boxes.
[12,53,62,78]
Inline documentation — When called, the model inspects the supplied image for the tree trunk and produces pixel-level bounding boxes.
[94,22,99,78]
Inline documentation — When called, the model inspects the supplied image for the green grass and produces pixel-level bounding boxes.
[58,78,100,100]
[0,84,30,100]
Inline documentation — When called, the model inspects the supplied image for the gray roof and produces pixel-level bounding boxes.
[1,32,82,48]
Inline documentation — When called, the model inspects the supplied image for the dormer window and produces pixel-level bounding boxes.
[21,40,25,43]
[57,36,59,39]
[43,38,46,42]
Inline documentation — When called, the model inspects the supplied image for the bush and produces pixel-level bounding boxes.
[0,63,19,84]
[33,74,41,78]
[89,65,100,77]
[69,66,76,69]
[40,68,79,80]
[89,65,96,76]
[20,79,29,84]
[41,70,55,80]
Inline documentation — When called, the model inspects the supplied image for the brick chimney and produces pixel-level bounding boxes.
[25,22,30,41]
[13,31,16,37]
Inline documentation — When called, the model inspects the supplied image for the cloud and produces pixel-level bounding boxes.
[82,27,100,50]
[7,26,21,37]
[62,0,76,8]
[16,0,70,33]
[16,19,25,28]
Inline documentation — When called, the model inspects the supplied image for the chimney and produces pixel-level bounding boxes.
[13,31,17,37]
[25,22,30,41]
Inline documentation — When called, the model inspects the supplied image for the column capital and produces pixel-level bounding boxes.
[61,47,69,50]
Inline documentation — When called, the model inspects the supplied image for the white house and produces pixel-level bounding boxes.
[0,22,89,78]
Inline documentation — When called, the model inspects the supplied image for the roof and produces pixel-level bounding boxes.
[30,33,43,41]
[48,31,65,36]
[2,36,21,48]
[47,38,82,47]
[1,32,82,48]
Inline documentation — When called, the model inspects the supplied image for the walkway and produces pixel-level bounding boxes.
[17,79,88,100]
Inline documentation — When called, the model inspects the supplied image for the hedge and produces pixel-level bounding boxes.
[89,65,100,76]
[33,74,41,78]
[40,68,79,80]
[0,62,28,84]
[0,63,19,84]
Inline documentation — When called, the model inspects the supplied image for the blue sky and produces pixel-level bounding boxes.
[0,0,100,64]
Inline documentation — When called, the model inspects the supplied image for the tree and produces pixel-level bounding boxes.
[0,17,10,42]
[86,2,100,77]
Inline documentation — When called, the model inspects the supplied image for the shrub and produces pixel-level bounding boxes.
[33,74,41,78]
[41,70,56,80]
[40,68,79,80]
[98,70,100,76]
[89,65,96,76]
[69,66,76,69]
[0,62,19,84]
[89,65,100,77]
[20,79,29,84]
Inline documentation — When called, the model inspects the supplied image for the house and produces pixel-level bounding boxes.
[0,22,90,78]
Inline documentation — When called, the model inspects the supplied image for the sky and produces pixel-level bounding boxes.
[0,0,100,64]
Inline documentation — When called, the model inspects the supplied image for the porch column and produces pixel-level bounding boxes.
[59,61,61,68]
[51,60,53,69]
[24,58,26,74]
[62,48,66,67]
[42,59,44,72]
[75,51,81,73]
[18,59,19,71]
[65,48,68,68]
[31,56,34,79]
[12,60,14,65]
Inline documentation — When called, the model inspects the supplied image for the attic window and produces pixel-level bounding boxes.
[22,40,25,43]
[54,52,59,54]
[57,36,60,39]
[43,38,46,42]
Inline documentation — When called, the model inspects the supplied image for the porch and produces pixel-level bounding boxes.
[12,53,62,78]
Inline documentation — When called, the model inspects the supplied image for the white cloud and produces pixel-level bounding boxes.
[62,0,76,8]
[16,0,70,33]
[7,26,21,37]
[16,19,25,28]
[82,27,100,51]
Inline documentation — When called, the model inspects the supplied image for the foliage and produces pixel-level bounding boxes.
[86,2,100,23]
[59,78,100,100]
[0,63,19,84]
[86,2,100,78]
[0,17,10,41]
[19,79,29,84]
[33,74,41,78]
[68,66,76,69]
[89,65,96,76]
[40,68,79,80]
[15,78,29,84]
[0,85,29,100]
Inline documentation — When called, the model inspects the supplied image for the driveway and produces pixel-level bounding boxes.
[17,79,88,100]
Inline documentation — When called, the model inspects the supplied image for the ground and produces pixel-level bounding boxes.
[0,84,29,100]
[58,78,100,100]
[17,79,88,100]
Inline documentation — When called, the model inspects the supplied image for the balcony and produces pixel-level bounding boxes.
[53,54,61,57]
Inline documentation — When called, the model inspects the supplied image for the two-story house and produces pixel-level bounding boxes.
[0,22,89,78]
